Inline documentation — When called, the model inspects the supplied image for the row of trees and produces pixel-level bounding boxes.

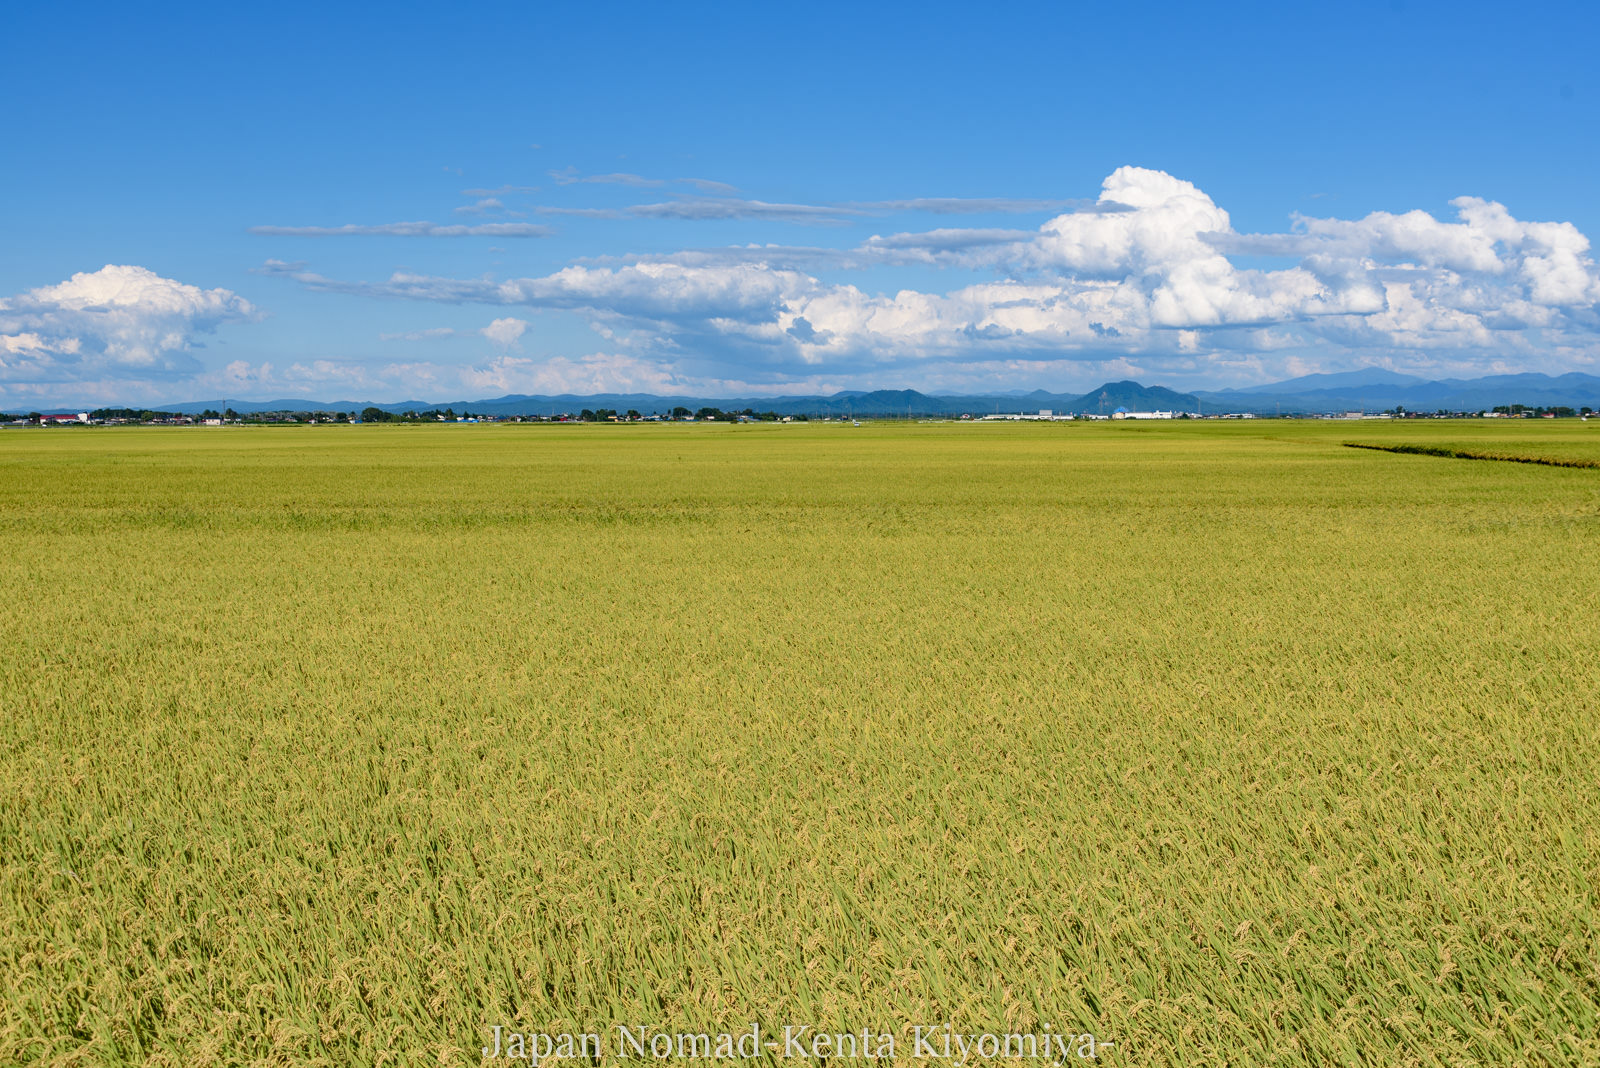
[1381,405,1594,418]
[1490,404,1592,417]
[567,407,794,422]
[681,407,786,422]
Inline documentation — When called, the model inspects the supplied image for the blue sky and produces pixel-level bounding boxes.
[4,0,1598,405]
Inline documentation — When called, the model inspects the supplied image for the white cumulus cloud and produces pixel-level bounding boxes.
[0,265,256,385]
[480,317,530,349]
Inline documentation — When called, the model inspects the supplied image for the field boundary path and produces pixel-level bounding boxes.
[1343,441,1600,469]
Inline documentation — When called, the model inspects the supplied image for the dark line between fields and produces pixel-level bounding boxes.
[1342,442,1600,469]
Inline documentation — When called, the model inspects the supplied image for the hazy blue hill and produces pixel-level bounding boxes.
[1064,381,1200,414]
[788,389,940,415]
[1423,373,1600,410]
[1231,368,1429,394]
[1199,371,1600,413]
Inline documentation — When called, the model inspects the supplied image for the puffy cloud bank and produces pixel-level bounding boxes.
[271,166,1600,391]
[0,265,256,390]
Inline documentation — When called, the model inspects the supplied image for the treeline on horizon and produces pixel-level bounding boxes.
[3,399,1595,424]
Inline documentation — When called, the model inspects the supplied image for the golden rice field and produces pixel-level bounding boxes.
[2,419,1597,1067]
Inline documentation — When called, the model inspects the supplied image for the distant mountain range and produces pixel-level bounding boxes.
[104,383,1205,418]
[35,370,1600,418]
